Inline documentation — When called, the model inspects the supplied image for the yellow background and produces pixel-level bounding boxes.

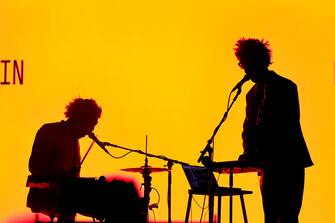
[0,0,333,222]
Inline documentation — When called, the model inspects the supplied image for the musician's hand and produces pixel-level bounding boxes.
[69,165,81,176]
[238,152,260,162]
[238,153,248,161]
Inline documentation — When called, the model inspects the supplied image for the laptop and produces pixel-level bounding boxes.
[182,165,242,194]
[182,165,219,191]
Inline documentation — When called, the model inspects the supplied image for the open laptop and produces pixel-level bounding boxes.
[182,165,219,191]
[182,165,242,194]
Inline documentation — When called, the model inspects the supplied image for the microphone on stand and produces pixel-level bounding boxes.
[88,132,111,155]
[231,74,250,92]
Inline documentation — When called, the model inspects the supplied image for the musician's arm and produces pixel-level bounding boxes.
[240,89,259,160]
[29,125,54,176]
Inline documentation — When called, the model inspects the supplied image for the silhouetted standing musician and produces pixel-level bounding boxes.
[234,38,313,223]
[27,98,102,222]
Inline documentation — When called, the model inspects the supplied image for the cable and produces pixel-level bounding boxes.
[192,195,208,210]
[217,173,222,182]
[149,187,161,209]
[146,187,160,223]
[227,90,233,110]
[203,208,209,223]
[187,194,209,223]
[106,150,133,159]
[150,209,157,223]
[88,133,133,159]
[199,195,207,223]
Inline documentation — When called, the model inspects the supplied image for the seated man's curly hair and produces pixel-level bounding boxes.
[64,98,102,122]
[234,38,272,68]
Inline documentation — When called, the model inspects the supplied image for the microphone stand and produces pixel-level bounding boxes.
[96,140,189,223]
[197,87,243,223]
[166,160,173,223]
[142,136,151,223]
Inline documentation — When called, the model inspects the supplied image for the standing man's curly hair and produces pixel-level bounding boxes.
[234,38,272,68]
[64,98,102,122]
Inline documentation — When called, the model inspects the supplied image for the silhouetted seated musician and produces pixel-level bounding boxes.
[27,98,143,223]
[27,98,102,222]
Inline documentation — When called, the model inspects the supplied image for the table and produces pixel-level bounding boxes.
[208,160,262,223]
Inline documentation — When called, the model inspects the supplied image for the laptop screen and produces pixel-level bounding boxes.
[182,165,218,190]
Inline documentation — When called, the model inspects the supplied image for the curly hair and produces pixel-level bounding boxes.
[64,98,102,122]
[234,38,272,68]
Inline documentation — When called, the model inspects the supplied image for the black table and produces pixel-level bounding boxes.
[208,160,262,223]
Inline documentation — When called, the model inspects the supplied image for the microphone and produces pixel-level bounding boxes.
[88,132,111,154]
[231,74,250,92]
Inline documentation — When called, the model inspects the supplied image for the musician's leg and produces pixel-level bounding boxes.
[280,168,305,223]
[261,167,280,223]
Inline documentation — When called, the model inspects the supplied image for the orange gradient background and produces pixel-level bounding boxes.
[0,0,333,222]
